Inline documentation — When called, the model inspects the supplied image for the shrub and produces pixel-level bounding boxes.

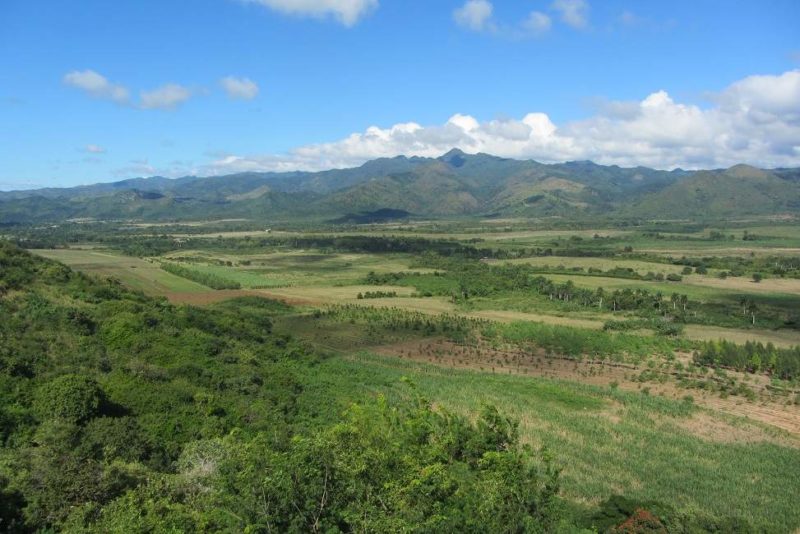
[34,375,105,424]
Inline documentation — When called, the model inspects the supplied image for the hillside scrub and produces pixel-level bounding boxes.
[0,241,570,532]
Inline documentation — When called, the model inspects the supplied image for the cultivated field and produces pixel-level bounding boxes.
[24,219,800,531]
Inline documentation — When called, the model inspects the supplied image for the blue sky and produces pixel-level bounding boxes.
[1,0,799,189]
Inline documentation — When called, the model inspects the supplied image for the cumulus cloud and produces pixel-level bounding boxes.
[63,70,129,104]
[139,84,192,110]
[84,144,106,154]
[241,0,377,26]
[453,0,494,32]
[551,0,589,29]
[220,76,259,100]
[199,70,800,175]
[454,1,553,37]
[524,11,552,34]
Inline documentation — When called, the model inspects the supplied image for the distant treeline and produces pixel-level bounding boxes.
[357,291,397,299]
[524,264,683,282]
[694,340,800,381]
[366,261,694,318]
[160,262,241,289]
[15,229,627,261]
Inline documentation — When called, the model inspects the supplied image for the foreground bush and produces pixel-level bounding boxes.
[68,399,563,533]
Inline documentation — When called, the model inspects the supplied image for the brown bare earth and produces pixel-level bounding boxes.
[372,338,800,441]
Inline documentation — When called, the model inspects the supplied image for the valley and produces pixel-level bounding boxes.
[8,211,799,531]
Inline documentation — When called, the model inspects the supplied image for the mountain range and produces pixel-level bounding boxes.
[2,149,799,223]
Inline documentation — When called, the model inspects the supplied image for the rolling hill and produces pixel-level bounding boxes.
[1,150,798,223]
[624,164,800,219]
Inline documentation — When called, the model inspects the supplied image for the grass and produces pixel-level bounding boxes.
[305,351,800,532]
[31,249,207,295]
[684,324,800,348]
[29,230,800,531]
[543,272,797,304]
[163,250,431,288]
[492,255,687,275]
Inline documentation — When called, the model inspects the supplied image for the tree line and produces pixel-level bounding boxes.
[160,262,241,289]
[694,340,800,381]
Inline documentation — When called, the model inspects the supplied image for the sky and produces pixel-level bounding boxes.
[0,0,799,190]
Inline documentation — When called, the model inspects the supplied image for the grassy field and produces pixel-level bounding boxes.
[24,223,800,531]
[306,351,800,532]
[163,249,431,288]
[32,249,208,294]
[38,244,800,348]
[493,256,688,275]
[543,272,797,303]
[683,324,800,348]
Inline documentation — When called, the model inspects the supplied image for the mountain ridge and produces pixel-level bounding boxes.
[1,151,798,223]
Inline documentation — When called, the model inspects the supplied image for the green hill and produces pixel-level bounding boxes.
[1,152,797,223]
[624,164,800,219]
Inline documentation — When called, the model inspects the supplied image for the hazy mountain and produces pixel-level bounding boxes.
[1,151,797,223]
[623,164,800,219]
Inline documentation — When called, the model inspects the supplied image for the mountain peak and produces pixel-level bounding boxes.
[440,148,466,158]
[438,148,469,167]
[724,163,769,179]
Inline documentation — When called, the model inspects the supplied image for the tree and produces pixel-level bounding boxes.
[746,301,758,325]
[34,375,105,424]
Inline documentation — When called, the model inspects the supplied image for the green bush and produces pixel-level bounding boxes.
[34,375,105,424]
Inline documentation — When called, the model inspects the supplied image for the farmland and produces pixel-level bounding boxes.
[14,218,800,531]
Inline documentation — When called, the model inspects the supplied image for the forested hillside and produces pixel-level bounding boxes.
[3,151,798,223]
[0,241,564,532]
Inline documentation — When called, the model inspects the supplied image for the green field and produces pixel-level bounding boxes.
[31,249,208,294]
[22,222,800,531]
[313,352,800,532]
[163,249,431,288]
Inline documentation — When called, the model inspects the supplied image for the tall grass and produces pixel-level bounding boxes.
[303,352,800,532]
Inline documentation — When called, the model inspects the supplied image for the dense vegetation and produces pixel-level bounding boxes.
[365,259,795,331]
[0,241,571,532]
[4,195,800,533]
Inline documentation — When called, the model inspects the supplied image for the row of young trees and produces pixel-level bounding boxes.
[356,290,397,299]
[693,340,800,381]
[365,261,695,321]
[160,262,241,289]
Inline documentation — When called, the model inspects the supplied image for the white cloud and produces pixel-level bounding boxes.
[199,70,800,174]
[63,70,129,104]
[220,76,259,100]
[84,144,106,154]
[242,0,377,26]
[454,1,552,37]
[454,0,495,32]
[139,84,192,110]
[524,11,552,34]
[551,0,589,29]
